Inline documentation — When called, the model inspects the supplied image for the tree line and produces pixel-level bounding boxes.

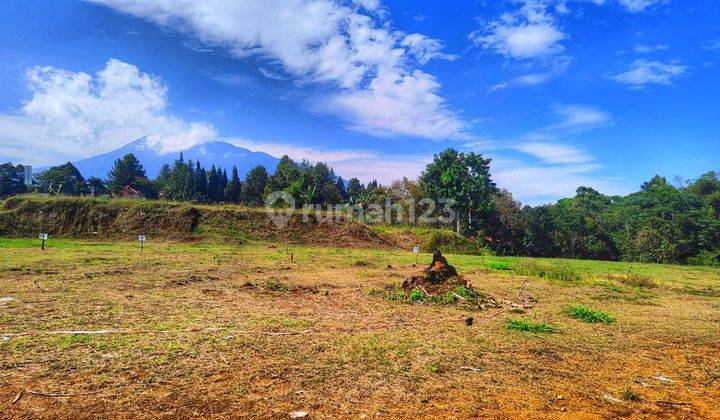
[1,148,718,265]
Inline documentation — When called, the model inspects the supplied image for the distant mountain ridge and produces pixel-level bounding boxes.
[45,138,281,180]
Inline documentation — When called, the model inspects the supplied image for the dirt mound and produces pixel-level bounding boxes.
[0,196,391,249]
[372,250,500,311]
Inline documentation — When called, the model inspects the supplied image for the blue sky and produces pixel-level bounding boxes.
[0,0,718,204]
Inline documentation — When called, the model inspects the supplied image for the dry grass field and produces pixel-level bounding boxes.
[1,238,719,418]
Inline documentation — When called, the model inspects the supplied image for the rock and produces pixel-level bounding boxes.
[290,411,308,418]
[465,317,474,326]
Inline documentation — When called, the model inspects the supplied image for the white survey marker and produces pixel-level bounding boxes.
[412,245,420,253]
[138,235,146,242]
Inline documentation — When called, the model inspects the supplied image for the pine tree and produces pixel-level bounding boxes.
[194,161,208,202]
[224,166,241,203]
[107,153,147,193]
[220,169,229,197]
[207,165,219,202]
[156,164,172,193]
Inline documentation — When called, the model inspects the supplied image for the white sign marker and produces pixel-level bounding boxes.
[138,235,146,242]
[412,245,419,253]
[39,233,48,251]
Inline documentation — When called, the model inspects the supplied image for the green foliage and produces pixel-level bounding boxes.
[408,288,424,302]
[35,162,88,195]
[263,279,287,291]
[423,229,491,256]
[621,388,640,402]
[0,163,28,198]
[242,165,269,206]
[687,250,720,267]
[505,318,556,333]
[107,153,147,193]
[420,148,497,235]
[563,304,615,324]
[487,261,510,270]
[224,166,241,203]
[86,177,107,196]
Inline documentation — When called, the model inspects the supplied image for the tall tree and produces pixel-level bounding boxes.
[0,163,28,198]
[420,149,497,234]
[86,177,107,196]
[207,165,220,202]
[194,161,208,202]
[224,166,241,203]
[266,155,301,194]
[36,162,88,195]
[107,153,147,193]
[155,163,172,193]
[347,178,364,201]
[242,165,269,206]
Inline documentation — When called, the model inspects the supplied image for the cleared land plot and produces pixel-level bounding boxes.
[1,239,719,418]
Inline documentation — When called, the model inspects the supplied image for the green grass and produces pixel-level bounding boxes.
[563,304,615,324]
[505,318,557,333]
[487,261,510,270]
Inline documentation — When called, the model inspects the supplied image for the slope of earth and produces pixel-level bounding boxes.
[1,239,719,418]
[0,196,393,249]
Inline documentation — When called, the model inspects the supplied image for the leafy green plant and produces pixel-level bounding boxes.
[408,288,425,302]
[487,261,510,270]
[263,279,286,291]
[621,388,640,402]
[563,304,615,324]
[505,318,556,333]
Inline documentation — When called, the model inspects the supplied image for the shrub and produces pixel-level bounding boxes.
[687,250,720,267]
[505,318,556,333]
[563,304,615,324]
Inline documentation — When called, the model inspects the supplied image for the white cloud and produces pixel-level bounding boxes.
[550,104,611,129]
[258,67,286,80]
[322,70,467,139]
[702,39,720,51]
[400,33,458,65]
[515,142,592,164]
[633,43,669,53]
[487,70,558,93]
[611,59,687,88]
[470,0,566,60]
[86,0,466,140]
[618,0,665,13]
[0,59,216,166]
[492,158,629,205]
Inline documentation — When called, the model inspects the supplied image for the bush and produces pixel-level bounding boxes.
[687,250,720,267]
[563,304,615,324]
[423,230,492,256]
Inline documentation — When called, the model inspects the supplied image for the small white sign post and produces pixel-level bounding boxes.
[38,233,48,251]
[412,244,420,264]
[138,234,146,253]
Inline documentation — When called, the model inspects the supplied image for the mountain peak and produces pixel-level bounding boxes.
[68,140,280,179]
